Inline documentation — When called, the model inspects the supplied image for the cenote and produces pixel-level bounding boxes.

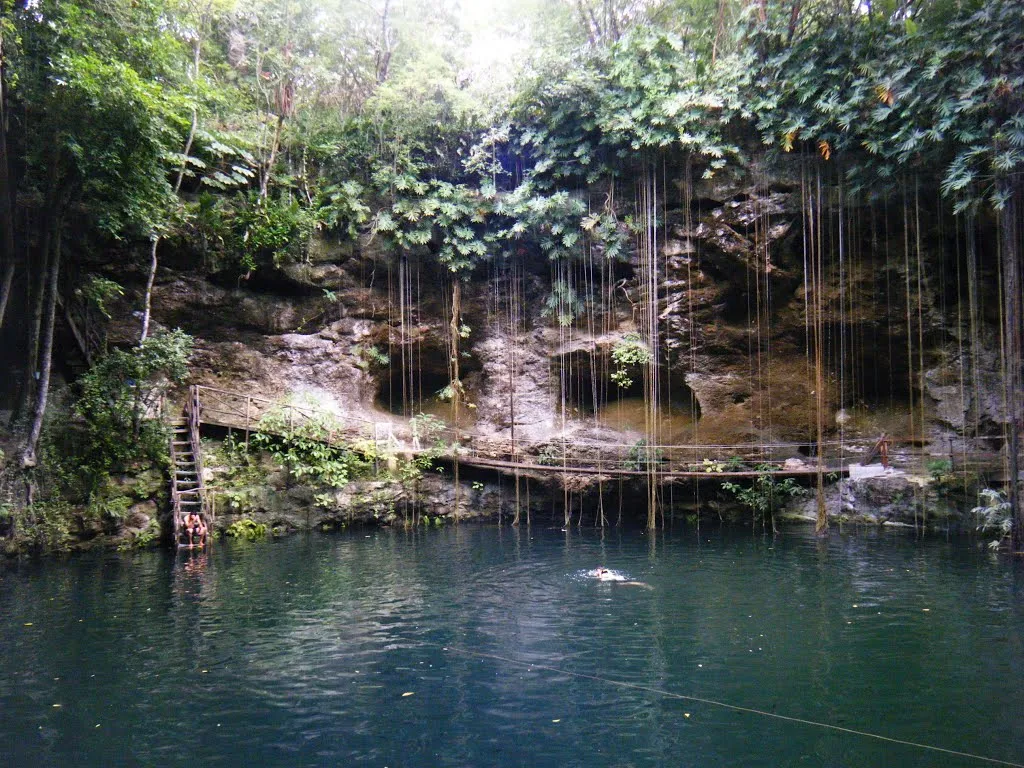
[2,524,1023,768]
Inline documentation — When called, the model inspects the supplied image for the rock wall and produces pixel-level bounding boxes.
[88,176,1009,532]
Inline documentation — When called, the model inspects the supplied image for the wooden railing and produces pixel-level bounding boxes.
[58,269,107,365]
[169,425,185,544]
[183,384,993,479]
[187,386,212,524]
[193,385,384,449]
[169,387,212,545]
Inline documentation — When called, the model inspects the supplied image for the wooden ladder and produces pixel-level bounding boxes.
[169,386,211,546]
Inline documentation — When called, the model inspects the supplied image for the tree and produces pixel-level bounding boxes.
[0,2,16,331]
[9,0,188,464]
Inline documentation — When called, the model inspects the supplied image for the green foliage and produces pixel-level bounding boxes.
[624,439,665,470]
[748,0,1023,210]
[493,184,586,259]
[512,28,741,188]
[354,345,390,370]
[542,280,585,327]
[315,181,371,241]
[722,464,806,528]
[178,192,232,261]
[225,518,268,541]
[8,0,1022,302]
[204,434,265,514]
[388,413,450,486]
[10,0,190,235]
[375,180,490,274]
[610,333,653,388]
[926,459,958,497]
[129,518,161,549]
[86,491,133,524]
[411,413,449,457]
[536,443,566,466]
[233,193,317,272]
[250,399,369,489]
[74,330,193,490]
[192,130,259,192]
[436,383,460,403]
[972,488,1012,547]
[16,500,74,552]
[76,276,125,319]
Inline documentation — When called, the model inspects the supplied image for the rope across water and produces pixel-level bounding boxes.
[433,642,1024,768]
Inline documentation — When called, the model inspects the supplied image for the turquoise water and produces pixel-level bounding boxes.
[1,525,1023,767]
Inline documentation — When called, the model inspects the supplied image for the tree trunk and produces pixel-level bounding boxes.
[140,234,158,343]
[998,181,1022,550]
[259,113,284,199]
[14,223,52,423]
[175,36,201,197]
[375,0,394,82]
[21,222,62,468]
[0,259,13,331]
[0,31,15,332]
[141,37,200,344]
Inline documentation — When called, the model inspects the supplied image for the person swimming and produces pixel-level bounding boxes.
[589,567,652,588]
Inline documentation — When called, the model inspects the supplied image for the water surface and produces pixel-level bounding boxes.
[2,525,1022,767]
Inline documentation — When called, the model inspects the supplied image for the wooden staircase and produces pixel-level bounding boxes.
[169,386,211,546]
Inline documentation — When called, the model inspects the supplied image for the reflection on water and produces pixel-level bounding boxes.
[1,525,1023,767]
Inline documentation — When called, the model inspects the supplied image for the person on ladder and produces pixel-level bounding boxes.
[183,510,207,548]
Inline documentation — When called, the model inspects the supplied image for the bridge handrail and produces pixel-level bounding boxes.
[188,384,993,476]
